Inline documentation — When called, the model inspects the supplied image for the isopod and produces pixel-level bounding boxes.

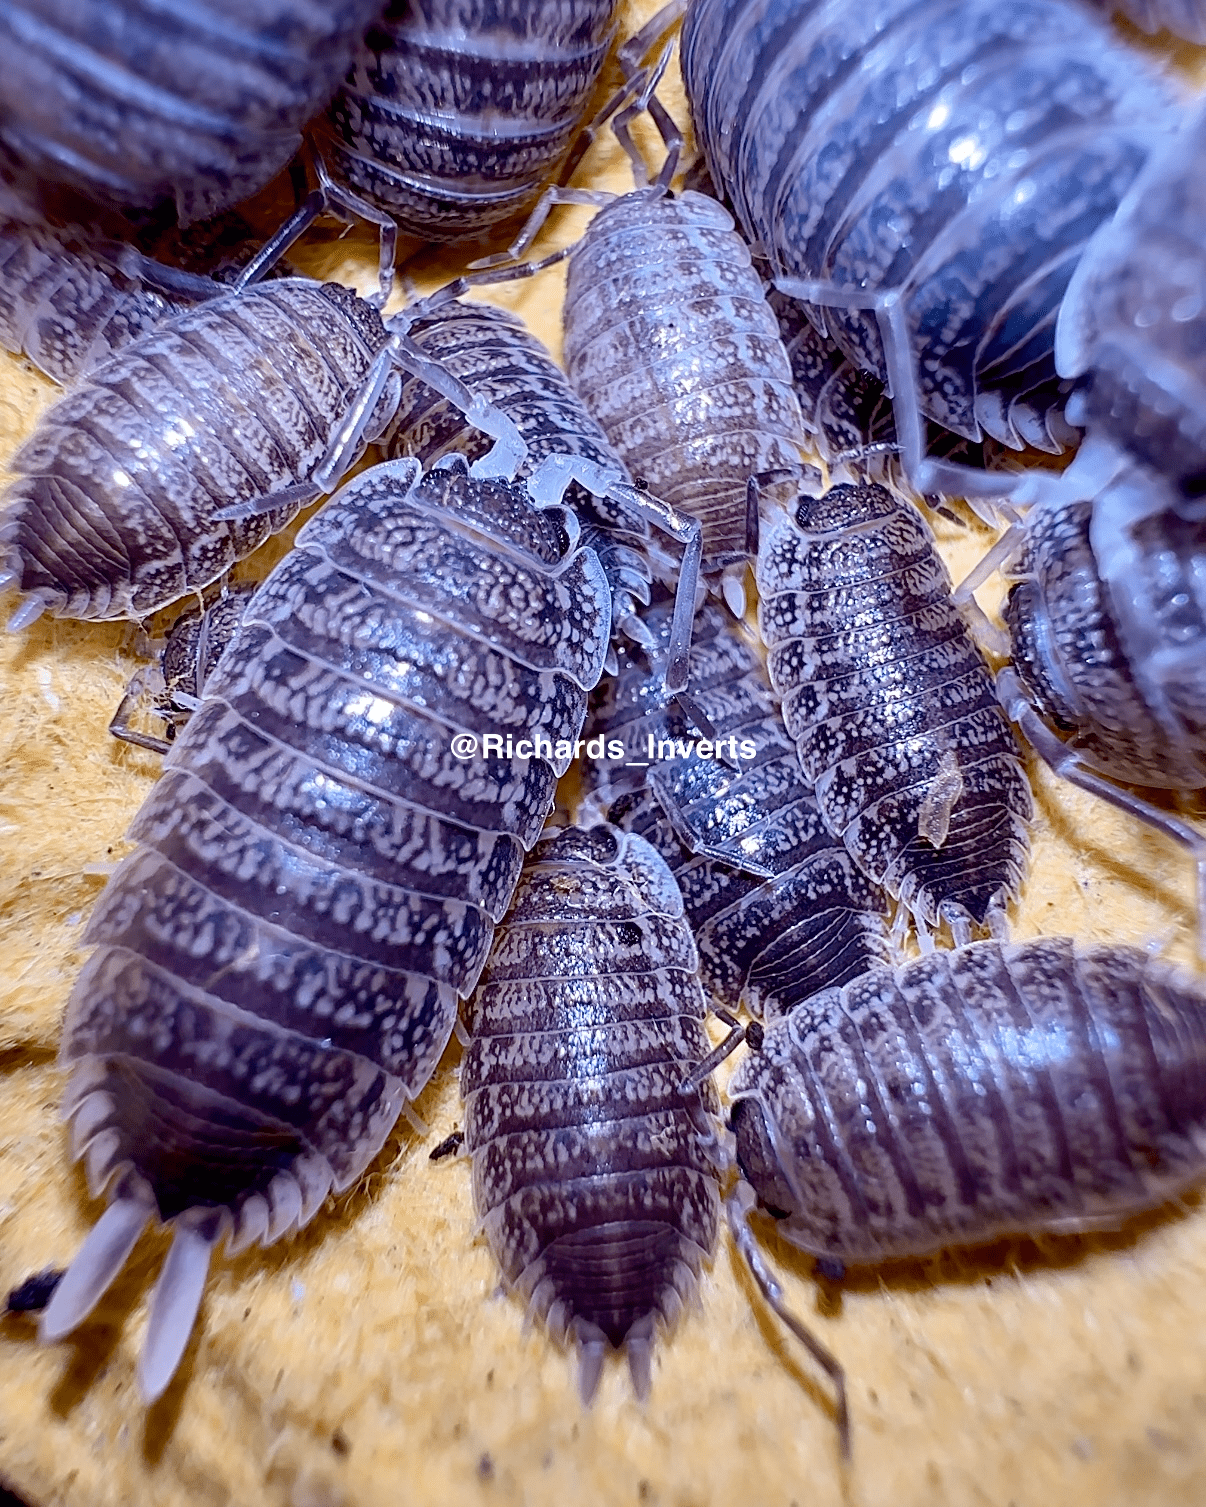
[730,937,1206,1269]
[461,821,722,1399]
[757,476,1033,940]
[587,597,892,1019]
[324,0,622,240]
[0,0,385,223]
[37,452,612,1402]
[680,0,1178,492]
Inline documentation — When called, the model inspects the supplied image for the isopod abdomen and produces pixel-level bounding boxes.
[757,478,1033,938]
[462,823,722,1399]
[731,938,1206,1267]
[39,456,611,1402]
[325,0,621,240]
[0,277,393,622]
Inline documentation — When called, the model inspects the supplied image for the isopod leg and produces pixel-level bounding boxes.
[726,1185,850,1460]
[774,277,1031,516]
[109,667,172,755]
[232,146,398,309]
[678,1011,762,1095]
[998,667,1206,957]
[384,331,529,480]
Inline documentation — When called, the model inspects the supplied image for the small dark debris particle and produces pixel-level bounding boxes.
[429,1130,465,1162]
[477,1453,494,1482]
[638,1482,650,1501]
[485,1369,494,1388]
[6,1269,64,1315]
[745,1021,765,1052]
[243,1307,251,1320]
[331,1429,350,1457]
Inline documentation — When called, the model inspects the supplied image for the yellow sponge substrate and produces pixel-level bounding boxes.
[2,8,1206,1505]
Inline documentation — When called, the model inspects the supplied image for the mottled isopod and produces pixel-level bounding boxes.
[757,477,1033,939]
[461,822,722,1400]
[37,453,612,1401]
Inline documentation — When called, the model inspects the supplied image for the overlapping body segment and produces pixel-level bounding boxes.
[0,277,393,621]
[0,0,382,221]
[326,0,621,239]
[43,458,612,1401]
[757,480,1032,935]
[563,188,804,572]
[462,824,722,1397]
[681,0,1177,454]
[731,938,1206,1267]
[588,599,891,1019]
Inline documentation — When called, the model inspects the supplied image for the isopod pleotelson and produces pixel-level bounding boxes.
[757,478,1033,939]
[680,0,1178,492]
[730,938,1206,1269]
[38,454,612,1402]
[461,823,722,1400]
[324,0,621,240]
[0,0,384,223]
[586,598,892,1019]
[0,277,398,624]
[562,186,805,581]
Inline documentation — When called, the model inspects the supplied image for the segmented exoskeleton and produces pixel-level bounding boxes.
[109,582,258,754]
[586,598,892,1020]
[324,0,621,240]
[38,454,612,1403]
[0,277,405,626]
[680,0,1179,495]
[563,186,805,585]
[462,822,722,1399]
[0,0,384,223]
[757,478,1033,940]
[378,294,659,655]
[730,937,1206,1270]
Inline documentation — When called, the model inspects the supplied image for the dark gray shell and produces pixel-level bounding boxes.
[379,296,654,622]
[1057,103,1206,505]
[756,480,1032,933]
[562,189,804,570]
[730,938,1206,1266]
[0,0,382,222]
[587,599,891,1019]
[681,0,1178,452]
[1005,493,1206,790]
[0,277,391,620]
[0,219,186,385]
[325,0,620,239]
[49,458,611,1390]
[462,823,721,1391]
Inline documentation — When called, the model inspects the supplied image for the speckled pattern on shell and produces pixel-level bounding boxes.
[0,219,187,386]
[587,598,891,1018]
[59,458,611,1246]
[1005,495,1206,790]
[0,278,392,619]
[731,938,1206,1266]
[562,188,804,570]
[681,0,1179,452]
[0,0,383,222]
[462,823,721,1362]
[757,480,1033,931]
[325,0,621,239]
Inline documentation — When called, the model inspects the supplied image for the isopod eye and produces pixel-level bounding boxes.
[730,1098,795,1221]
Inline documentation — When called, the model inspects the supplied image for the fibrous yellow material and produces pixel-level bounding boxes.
[2,6,1206,1505]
